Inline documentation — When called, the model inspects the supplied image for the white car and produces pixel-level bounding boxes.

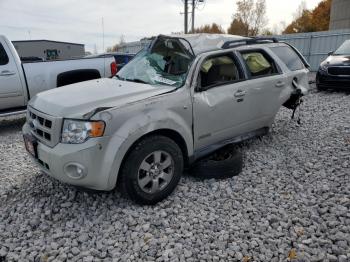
[0,35,117,116]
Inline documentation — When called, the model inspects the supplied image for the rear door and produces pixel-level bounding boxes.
[0,42,25,110]
[236,48,289,124]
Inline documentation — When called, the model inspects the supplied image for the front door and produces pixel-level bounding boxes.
[0,42,25,111]
[193,52,253,151]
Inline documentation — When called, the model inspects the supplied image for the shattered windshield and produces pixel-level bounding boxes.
[334,40,350,55]
[116,37,194,88]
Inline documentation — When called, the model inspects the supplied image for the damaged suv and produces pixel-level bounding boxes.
[23,34,310,204]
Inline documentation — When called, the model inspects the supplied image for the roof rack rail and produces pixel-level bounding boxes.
[222,37,279,49]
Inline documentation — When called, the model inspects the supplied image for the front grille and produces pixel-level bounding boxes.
[29,111,52,141]
[27,107,62,147]
[328,67,350,76]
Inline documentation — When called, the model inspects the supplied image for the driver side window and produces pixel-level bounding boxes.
[199,54,242,90]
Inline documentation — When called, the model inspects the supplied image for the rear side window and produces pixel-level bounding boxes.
[115,55,127,64]
[270,46,304,71]
[0,44,9,65]
[240,50,278,78]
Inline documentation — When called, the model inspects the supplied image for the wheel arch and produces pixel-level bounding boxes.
[56,69,101,87]
[116,129,189,186]
[125,128,189,165]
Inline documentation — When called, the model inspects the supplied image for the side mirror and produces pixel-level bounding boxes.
[195,74,203,92]
[195,83,203,92]
[328,51,334,56]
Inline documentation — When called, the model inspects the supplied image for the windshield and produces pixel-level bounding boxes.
[334,40,350,55]
[116,37,194,88]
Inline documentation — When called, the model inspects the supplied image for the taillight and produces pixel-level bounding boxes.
[110,62,117,76]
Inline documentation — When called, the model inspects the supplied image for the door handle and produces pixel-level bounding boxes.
[0,70,16,76]
[275,81,285,88]
[234,90,246,97]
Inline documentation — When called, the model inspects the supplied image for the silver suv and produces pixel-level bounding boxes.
[23,34,310,204]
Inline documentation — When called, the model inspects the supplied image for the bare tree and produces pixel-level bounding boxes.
[294,1,307,20]
[228,0,268,36]
[107,35,126,52]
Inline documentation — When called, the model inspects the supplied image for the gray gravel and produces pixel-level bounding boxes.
[0,89,350,262]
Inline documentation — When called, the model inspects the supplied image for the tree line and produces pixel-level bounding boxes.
[107,0,332,51]
[192,0,332,36]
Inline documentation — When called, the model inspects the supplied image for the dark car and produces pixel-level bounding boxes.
[316,40,350,91]
[112,53,135,71]
[86,52,135,72]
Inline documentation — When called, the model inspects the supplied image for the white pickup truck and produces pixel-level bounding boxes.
[0,35,117,116]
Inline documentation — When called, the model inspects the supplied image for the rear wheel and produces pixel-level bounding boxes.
[119,135,183,205]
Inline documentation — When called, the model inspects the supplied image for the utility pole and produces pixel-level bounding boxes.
[183,0,204,34]
[191,0,195,33]
[184,0,188,34]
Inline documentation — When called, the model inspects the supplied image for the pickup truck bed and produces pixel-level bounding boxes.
[0,35,116,115]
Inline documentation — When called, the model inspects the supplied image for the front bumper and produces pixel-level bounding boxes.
[316,70,350,90]
[23,123,116,191]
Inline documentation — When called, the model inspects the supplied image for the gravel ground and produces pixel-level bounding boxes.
[0,88,349,262]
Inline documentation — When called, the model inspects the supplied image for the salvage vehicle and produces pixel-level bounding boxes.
[0,35,117,116]
[22,34,310,204]
[317,39,350,91]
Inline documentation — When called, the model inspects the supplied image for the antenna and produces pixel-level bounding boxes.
[102,17,106,76]
[102,17,105,53]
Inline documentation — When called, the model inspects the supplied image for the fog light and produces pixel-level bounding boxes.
[64,163,87,179]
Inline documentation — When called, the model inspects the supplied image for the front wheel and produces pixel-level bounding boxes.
[119,135,184,205]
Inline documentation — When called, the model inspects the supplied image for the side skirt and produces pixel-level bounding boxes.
[191,127,269,162]
[0,106,27,117]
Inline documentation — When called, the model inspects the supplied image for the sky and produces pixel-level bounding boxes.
[0,0,323,53]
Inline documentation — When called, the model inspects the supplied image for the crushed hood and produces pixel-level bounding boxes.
[29,78,176,118]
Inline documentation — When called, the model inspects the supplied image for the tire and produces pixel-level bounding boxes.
[190,147,243,179]
[119,135,184,205]
[316,83,325,91]
[315,74,325,91]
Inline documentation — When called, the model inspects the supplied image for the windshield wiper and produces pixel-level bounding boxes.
[125,78,148,84]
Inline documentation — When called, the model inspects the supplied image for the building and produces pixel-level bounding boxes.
[12,40,85,61]
[116,39,151,54]
[330,0,350,30]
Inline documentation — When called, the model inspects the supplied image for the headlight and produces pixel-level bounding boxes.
[320,63,328,72]
[61,119,105,144]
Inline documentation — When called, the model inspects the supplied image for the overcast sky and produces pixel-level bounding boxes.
[0,0,322,53]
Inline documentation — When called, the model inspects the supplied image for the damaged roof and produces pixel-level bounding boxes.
[164,33,249,55]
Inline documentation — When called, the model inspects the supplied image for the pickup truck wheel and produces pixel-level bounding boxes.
[190,147,243,179]
[119,136,183,205]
